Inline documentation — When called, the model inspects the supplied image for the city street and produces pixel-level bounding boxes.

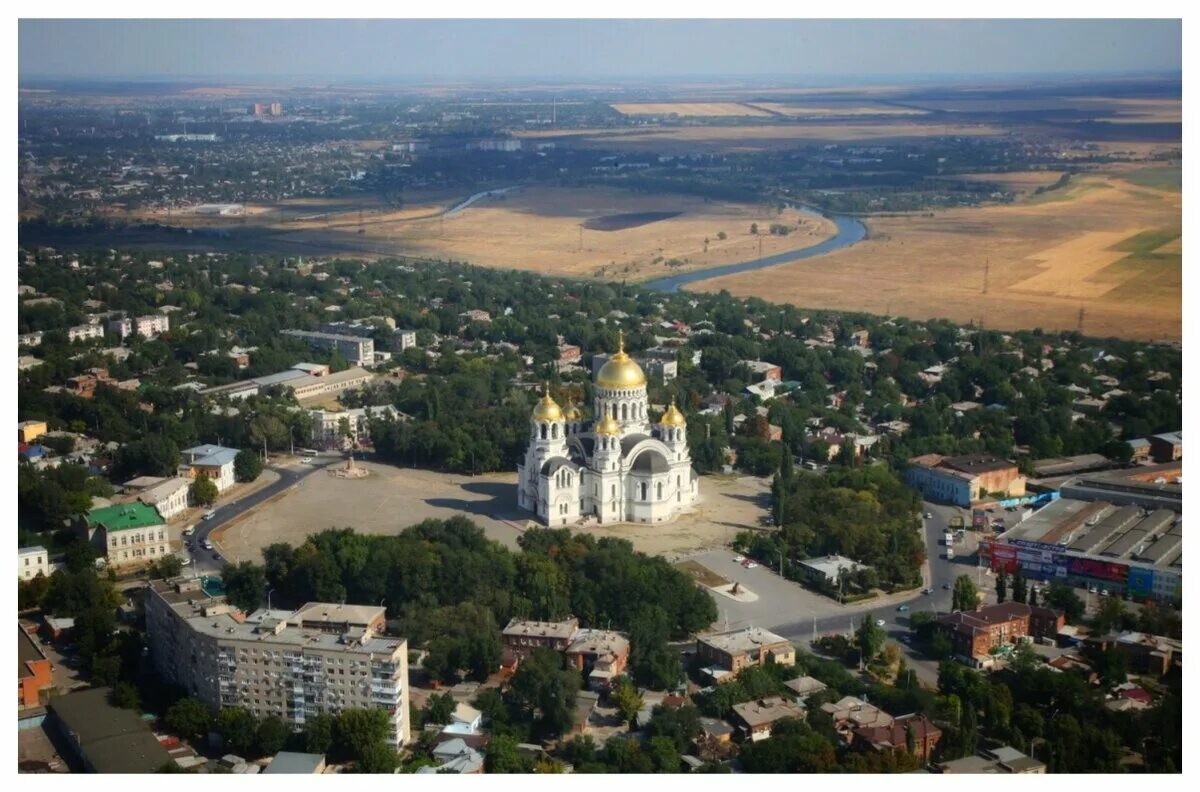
[181,455,334,576]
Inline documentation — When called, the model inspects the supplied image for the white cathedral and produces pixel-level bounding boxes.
[517,331,700,526]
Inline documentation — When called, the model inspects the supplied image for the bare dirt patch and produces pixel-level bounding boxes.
[674,560,732,589]
[216,462,770,562]
[696,172,1181,341]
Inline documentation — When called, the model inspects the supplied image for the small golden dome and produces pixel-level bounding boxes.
[596,330,646,389]
[594,415,621,436]
[563,399,582,422]
[660,399,687,427]
[531,383,563,422]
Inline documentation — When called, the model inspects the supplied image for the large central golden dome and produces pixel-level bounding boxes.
[596,330,646,389]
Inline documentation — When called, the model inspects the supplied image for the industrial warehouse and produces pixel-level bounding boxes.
[980,464,1182,606]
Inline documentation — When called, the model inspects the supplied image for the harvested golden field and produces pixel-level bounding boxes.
[391,186,837,280]
[610,102,771,117]
[517,121,1005,153]
[695,172,1181,341]
[750,102,929,117]
[947,171,1067,193]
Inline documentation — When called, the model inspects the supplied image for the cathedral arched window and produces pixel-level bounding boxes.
[621,403,628,421]
[657,481,663,500]
[551,423,558,439]
[640,482,648,500]
[540,424,547,440]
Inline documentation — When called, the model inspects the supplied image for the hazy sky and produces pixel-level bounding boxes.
[19,19,1182,81]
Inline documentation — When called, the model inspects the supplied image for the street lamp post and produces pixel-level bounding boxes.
[267,588,276,611]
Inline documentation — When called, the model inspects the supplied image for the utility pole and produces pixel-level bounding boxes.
[1076,306,1085,334]
[982,258,990,294]
[578,225,583,252]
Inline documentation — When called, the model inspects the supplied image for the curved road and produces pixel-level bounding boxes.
[643,206,867,293]
[185,458,333,576]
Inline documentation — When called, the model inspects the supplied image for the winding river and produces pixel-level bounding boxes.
[643,206,867,293]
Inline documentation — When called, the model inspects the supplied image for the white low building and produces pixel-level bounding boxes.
[179,444,239,493]
[18,546,50,581]
[310,405,400,448]
[137,477,192,521]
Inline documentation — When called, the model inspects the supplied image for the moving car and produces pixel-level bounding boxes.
[921,588,932,595]
[182,525,195,536]
[202,540,213,550]
[943,583,952,590]
[733,555,745,563]
[875,619,886,627]
[180,557,191,567]
[924,512,933,519]
[202,510,216,521]
[896,604,910,612]
[743,560,759,569]
[301,457,315,464]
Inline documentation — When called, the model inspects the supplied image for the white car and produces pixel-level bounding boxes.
[733,555,745,563]
[202,540,213,551]
[180,557,192,567]
[924,512,933,519]
[744,561,759,569]
[301,457,315,464]
[182,525,195,537]
[202,510,216,521]
[875,619,886,627]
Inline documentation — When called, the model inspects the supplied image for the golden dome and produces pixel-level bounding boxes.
[563,399,582,422]
[594,415,621,436]
[660,399,687,427]
[531,383,563,422]
[596,330,646,389]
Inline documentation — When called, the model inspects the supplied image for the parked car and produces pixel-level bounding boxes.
[924,512,933,519]
[202,510,216,521]
[180,557,192,567]
[301,457,315,464]
[921,588,932,595]
[942,583,952,590]
[896,604,910,612]
[875,619,886,627]
[202,540,213,550]
[733,555,745,563]
[1099,589,1109,597]
[182,525,195,536]
[744,560,759,569]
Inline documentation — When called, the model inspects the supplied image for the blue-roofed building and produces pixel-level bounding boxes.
[179,444,240,493]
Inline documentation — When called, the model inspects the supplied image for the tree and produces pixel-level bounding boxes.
[995,569,1008,604]
[1093,597,1127,634]
[1027,586,1038,607]
[509,647,581,737]
[255,716,290,757]
[304,713,334,754]
[355,741,398,774]
[222,561,266,612]
[1012,569,1027,604]
[165,697,212,741]
[423,692,455,725]
[610,676,644,724]
[112,682,141,711]
[332,709,390,764]
[150,554,183,579]
[234,450,263,483]
[218,707,258,756]
[856,617,886,663]
[484,734,533,773]
[1046,581,1085,623]
[952,575,979,613]
[190,476,218,507]
[750,223,759,235]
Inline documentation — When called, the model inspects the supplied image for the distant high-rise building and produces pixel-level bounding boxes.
[252,103,267,116]
[270,102,284,116]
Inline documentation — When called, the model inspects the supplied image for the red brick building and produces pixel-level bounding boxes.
[853,713,942,761]
[935,602,1064,659]
[18,626,52,709]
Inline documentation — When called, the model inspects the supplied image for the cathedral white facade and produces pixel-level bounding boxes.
[517,332,700,526]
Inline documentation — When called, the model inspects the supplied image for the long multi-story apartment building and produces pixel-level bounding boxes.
[282,330,374,366]
[145,578,410,747]
[108,314,171,341]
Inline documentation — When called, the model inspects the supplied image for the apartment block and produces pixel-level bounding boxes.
[282,330,374,367]
[108,314,171,341]
[695,627,796,682]
[145,578,410,747]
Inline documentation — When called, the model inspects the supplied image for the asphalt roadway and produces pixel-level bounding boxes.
[182,456,334,576]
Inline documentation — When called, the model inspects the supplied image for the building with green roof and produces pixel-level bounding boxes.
[81,502,173,571]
